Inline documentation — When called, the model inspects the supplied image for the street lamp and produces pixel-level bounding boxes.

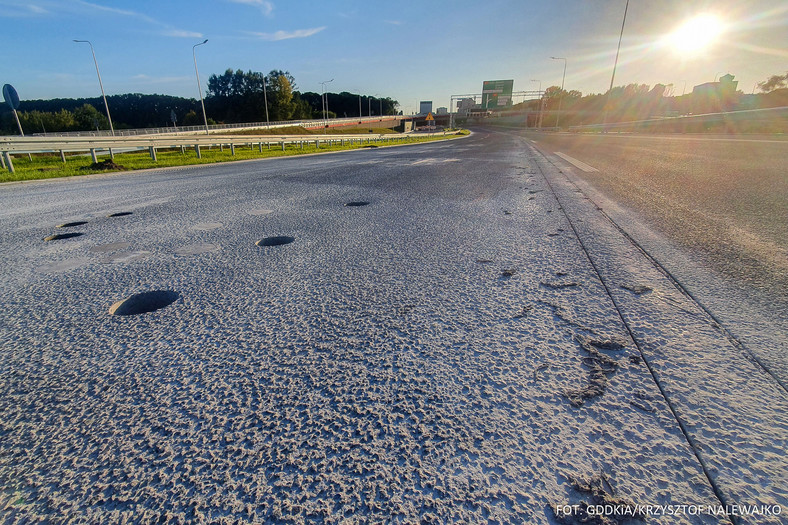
[374,94,383,118]
[73,40,114,136]
[551,56,567,129]
[605,0,629,127]
[192,39,209,134]
[262,74,269,127]
[320,79,334,131]
[531,79,542,129]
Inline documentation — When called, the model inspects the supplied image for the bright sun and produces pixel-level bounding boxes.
[668,14,725,55]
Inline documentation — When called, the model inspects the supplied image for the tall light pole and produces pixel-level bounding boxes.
[374,94,383,118]
[551,56,567,129]
[320,79,334,132]
[73,40,114,136]
[604,0,629,127]
[531,79,542,129]
[262,74,269,127]
[192,39,209,134]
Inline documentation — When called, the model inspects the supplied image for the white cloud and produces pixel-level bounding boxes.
[162,29,204,38]
[74,0,158,24]
[0,1,50,16]
[386,20,402,26]
[228,0,274,17]
[248,26,326,41]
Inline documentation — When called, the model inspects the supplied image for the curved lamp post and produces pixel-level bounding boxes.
[73,40,114,136]
[193,39,210,134]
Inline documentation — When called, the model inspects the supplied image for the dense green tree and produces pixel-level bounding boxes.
[268,73,295,121]
[206,68,304,123]
[73,104,109,131]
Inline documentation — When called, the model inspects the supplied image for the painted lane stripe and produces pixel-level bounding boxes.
[555,152,599,172]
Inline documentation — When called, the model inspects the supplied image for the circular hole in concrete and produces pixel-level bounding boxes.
[109,290,180,316]
[344,201,369,207]
[56,221,88,228]
[108,212,133,217]
[256,236,295,247]
[44,232,84,241]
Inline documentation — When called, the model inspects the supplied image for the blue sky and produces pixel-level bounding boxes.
[2,0,787,115]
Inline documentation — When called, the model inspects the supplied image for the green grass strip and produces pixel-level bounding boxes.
[1,131,470,184]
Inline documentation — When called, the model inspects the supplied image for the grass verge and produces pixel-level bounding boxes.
[1,130,469,184]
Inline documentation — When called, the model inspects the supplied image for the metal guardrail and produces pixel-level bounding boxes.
[0,130,447,174]
[22,116,406,138]
[565,106,788,132]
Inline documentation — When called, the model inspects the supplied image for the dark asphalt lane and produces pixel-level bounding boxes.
[514,130,788,307]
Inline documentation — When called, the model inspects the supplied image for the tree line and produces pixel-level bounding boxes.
[0,68,400,135]
[204,68,398,123]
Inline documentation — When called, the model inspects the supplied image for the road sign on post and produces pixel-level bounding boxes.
[3,84,20,109]
[3,84,25,137]
[425,112,436,131]
[481,80,514,110]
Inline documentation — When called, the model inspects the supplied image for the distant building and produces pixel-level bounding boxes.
[692,74,739,112]
[456,98,477,116]
[419,101,433,115]
[436,107,448,115]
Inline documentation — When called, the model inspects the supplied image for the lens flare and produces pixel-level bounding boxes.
[668,14,725,55]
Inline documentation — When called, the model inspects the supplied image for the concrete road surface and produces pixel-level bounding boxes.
[1,130,786,523]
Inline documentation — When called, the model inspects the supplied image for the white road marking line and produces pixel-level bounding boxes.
[555,152,599,172]
[410,158,461,166]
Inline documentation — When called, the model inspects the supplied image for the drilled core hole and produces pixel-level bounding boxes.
[57,221,88,228]
[44,233,84,241]
[344,201,369,207]
[256,236,295,247]
[109,290,180,316]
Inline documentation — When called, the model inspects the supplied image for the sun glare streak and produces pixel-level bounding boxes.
[731,42,788,58]
[667,14,725,55]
